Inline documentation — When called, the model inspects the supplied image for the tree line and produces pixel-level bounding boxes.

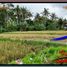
[0,3,67,32]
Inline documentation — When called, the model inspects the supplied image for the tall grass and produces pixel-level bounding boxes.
[0,37,66,64]
[0,31,66,64]
[21,46,67,64]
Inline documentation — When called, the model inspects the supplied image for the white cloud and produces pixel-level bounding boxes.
[13,3,67,19]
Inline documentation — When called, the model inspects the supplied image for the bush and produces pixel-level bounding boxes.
[34,23,45,31]
[0,27,6,33]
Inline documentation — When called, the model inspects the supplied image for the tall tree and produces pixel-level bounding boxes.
[42,8,50,30]
[42,8,49,17]
[50,13,57,21]
[34,13,40,22]
[58,18,63,30]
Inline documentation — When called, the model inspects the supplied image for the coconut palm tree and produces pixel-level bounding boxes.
[34,13,40,22]
[50,13,57,21]
[42,8,49,17]
[41,8,50,30]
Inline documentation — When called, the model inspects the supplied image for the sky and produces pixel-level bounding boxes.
[13,3,67,19]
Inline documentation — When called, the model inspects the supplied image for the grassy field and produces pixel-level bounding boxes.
[0,31,67,64]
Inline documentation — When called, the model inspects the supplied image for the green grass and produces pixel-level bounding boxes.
[22,46,67,64]
[10,46,67,64]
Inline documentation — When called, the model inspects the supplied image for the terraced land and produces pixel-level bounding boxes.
[0,31,67,64]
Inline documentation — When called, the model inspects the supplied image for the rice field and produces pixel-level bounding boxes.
[0,31,67,64]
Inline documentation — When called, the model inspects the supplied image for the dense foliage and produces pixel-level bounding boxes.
[0,3,67,32]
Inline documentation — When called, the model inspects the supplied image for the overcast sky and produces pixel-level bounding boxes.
[13,3,67,19]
